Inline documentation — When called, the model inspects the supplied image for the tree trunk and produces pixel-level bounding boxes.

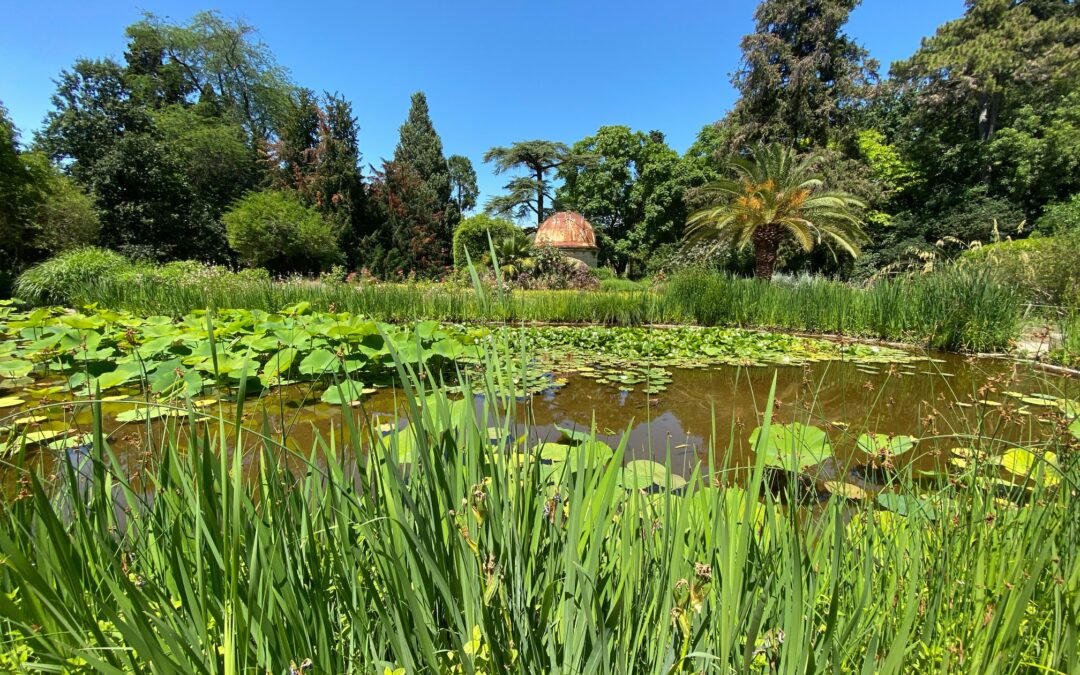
[752,223,784,280]
[536,168,545,229]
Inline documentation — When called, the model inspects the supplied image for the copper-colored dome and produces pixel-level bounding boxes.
[535,212,598,249]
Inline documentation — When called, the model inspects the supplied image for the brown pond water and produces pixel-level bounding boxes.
[3,349,1075,490]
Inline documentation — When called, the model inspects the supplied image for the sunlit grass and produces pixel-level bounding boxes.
[59,263,1024,352]
[0,332,1076,672]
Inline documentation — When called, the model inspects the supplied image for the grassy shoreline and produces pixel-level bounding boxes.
[42,265,1024,353]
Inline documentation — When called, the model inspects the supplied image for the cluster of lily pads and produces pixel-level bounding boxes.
[0,303,488,446]
[745,416,1074,514]
[513,326,924,395]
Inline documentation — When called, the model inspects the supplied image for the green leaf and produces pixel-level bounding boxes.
[261,347,298,380]
[856,433,918,457]
[319,380,372,405]
[0,396,25,408]
[96,362,145,391]
[620,460,670,490]
[749,422,834,471]
[535,442,571,462]
[298,348,339,376]
[876,493,937,520]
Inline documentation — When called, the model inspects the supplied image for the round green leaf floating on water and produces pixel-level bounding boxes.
[320,380,371,405]
[856,433,918,457]
[620,459,685,490]
[116,405,190,423]
[749,422,834,472]
[876,492,937,520]
[0,396,25,409]
[535,442,571,462]
[565,439,615,470]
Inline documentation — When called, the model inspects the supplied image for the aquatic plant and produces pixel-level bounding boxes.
[0,338,1076,672]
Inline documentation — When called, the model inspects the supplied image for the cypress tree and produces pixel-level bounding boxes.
[393,91,451,205]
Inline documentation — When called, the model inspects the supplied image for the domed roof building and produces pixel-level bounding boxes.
[534,211,598,267]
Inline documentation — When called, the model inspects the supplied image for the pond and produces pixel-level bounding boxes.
[2,305,1075,497]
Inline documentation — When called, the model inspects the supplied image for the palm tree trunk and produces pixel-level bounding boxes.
[752,224,784,280]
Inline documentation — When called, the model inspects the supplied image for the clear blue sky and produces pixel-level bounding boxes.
[0,0,963,207]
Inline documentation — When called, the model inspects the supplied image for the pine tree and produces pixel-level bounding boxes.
[483,140,571,229]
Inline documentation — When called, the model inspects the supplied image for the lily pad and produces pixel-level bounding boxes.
[1001,448,1060,487]
[116,406,189,423]
[750,422,834,472]
[0,396,25,408]
[620,459,685,490]
[320,380,370,405]
[823,481,869,500]
[535,442,571,462]
[876,493,937,520]
[856,433,918,457]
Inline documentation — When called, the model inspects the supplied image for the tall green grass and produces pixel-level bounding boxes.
[30,261,1024,351]
[0,339,1076,672]
[667,266,1022,352]
[1050,310,1080,367]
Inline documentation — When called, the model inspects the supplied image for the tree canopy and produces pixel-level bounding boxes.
[484,140,572,229]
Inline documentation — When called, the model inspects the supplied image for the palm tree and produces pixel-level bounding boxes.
[685,144,868,280]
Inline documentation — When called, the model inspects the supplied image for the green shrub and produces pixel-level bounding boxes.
[116,260,271,287]
[594,267,617,281]
[452,214,519,269]
[223,190,343,275]
[14,247,131,305]
[1036,193,1080,234]
[962,235,1079,305]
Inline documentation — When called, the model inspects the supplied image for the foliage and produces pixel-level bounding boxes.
[484,140,572,228]
[557,126,694,274]
[222,190,342,274]
[988,89,1080,213]
[447,154,479,217]
[491,232,534,279]
[452,213,520,270]
[0,323,1076,671]
[1036,193,1080,235]
[686,144,867,279]
[394,91,452,210]
[0,106,100,282]
[515,245,598,291]
[14,247,130,305]
[152,103,258,214]
[268,89,364,249]
[49,262,1026,352]
[728,0,877,149]
[666,264,1021,352]
[886,0,1080,224]
[891,0,1080,147]
[856,129,918,201]
[599,278,647,292]
[123,10,295,141]
[36,58,237,261]
[19,153,101,256]
[363,160,450,277]
[962,234,1080,305]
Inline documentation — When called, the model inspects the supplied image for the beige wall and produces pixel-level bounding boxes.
[561,248,598,268]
